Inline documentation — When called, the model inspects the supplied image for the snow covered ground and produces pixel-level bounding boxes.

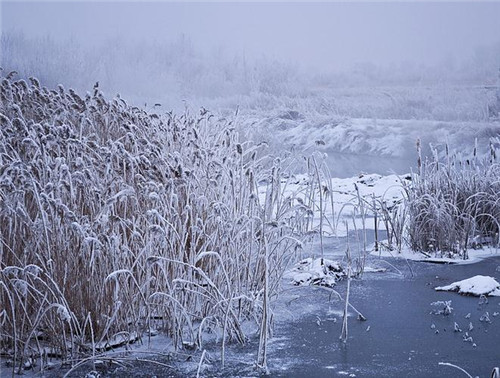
[284,257,345,287]
[257,167,499,259]
[258,172,408,238]
[239,110,500,177]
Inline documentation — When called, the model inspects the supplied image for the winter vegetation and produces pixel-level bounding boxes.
[0,70,315,374]
[1,13,500,375]
[1,67,498,375]
[403,139,500,257]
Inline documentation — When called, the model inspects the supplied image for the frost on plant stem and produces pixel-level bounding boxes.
[405,141,500,257]
[0,71,310,365]
[55,304,72,323]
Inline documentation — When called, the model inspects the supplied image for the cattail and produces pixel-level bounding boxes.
[6,70,18,80]
[416,138,422,175]
[0,73,309,369]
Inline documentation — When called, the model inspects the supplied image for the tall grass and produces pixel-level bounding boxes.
[392,139,500,257]
[0,71,308,373]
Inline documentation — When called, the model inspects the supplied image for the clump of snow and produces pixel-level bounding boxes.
[435,275,500,297]
[478,294,489,305]
[430,300,453,316]
[285,257,344,287]
[463,333,474,343]
[480,312,491,323]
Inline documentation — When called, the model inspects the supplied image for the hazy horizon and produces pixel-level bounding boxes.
[2,1,500,73]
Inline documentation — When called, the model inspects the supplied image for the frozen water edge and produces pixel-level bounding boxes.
[5,249,499,377]
[371,245,500,266]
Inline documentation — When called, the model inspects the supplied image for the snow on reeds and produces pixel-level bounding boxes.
[0,71,309,373]
[397,138,500,257]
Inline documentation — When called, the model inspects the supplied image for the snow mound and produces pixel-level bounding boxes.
[435,275,500,297]
[286,257,344,287]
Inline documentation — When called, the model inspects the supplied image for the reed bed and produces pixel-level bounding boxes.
[0,71,309,373]
[397,139,500,257]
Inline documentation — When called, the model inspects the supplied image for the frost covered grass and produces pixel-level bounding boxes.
[265,137,500,263]
[403,139,500,257]
[0,71,314,374]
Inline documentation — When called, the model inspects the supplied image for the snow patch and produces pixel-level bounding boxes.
[363,266,387,273]
[285,257,344,287]
[372,245,500,265]
[435,275,500,297]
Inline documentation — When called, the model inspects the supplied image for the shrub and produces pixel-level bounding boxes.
[405,139,500,257]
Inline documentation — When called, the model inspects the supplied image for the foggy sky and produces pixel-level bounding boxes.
[2,1,500,72]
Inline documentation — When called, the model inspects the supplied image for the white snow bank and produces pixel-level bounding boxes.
[258,172,408,237]
[435,275,500,297]
[371,244,499,265]
[285,257,344,287]
[241,113,499,167]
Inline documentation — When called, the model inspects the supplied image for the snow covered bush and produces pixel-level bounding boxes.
[0,71,307,372]
[404,139,500,257]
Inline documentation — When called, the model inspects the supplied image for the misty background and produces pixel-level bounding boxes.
[2,2,500,114]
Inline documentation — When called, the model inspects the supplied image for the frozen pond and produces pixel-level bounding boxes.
[263,255,500,377]
[67,254,500,378]
[7,230,499,378]
[322,150,416,178]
